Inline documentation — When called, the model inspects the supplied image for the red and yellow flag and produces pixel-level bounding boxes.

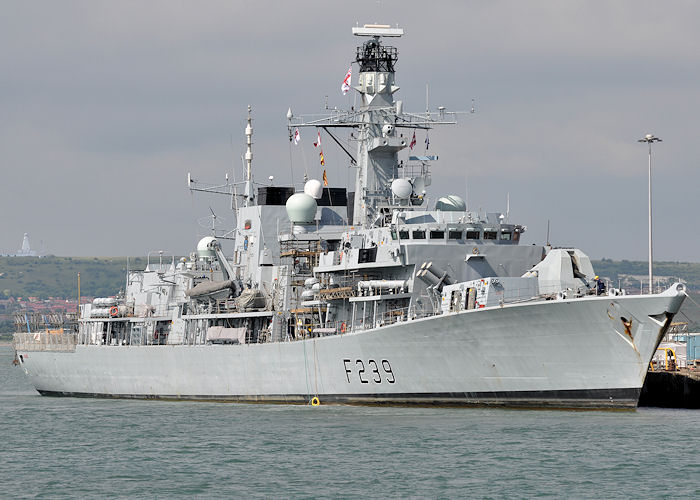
[315,129,325,166]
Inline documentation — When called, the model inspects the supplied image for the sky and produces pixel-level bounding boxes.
[1,1,699,262]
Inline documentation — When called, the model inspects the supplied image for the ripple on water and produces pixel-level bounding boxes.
[1,347,699,498]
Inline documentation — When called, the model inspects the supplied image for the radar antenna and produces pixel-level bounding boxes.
[197,207,227,237]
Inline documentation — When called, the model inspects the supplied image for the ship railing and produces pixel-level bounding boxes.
[430,282,568,315]
[376,306,411,327]
[351,305,431,332]
[320,274,407,296]
[130,303,173,318]
[317,274,361,294]
[292,302,426,336]
[13,332,77,352]
[212,298,240,313]
[13,312,77,332]
[535,281,599,299]
[319,273,351,288]
[400,162,432,183]
[474,281,595,306]
[316,274,407,301]
[152,303,172,317]
[246,329,257,344]
[285,318,351,341]
[439,281,603,313]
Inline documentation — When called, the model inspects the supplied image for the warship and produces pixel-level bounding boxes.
[13,25,687,409]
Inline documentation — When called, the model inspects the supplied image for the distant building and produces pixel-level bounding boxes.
[2,233,41,257]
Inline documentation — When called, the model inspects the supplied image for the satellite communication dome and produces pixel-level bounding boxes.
[391,178,413,199]
[304,179,323,199]
[196,236,218,258]
[286,193,318,223]
[435,195,467,211]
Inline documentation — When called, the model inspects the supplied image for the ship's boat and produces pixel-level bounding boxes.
[13,24,686,409]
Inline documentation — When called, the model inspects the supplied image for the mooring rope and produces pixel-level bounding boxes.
[302,337,311,404]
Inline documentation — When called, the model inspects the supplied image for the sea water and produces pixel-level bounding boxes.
[1,345,698,499]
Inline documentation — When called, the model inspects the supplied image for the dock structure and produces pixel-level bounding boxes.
[639,369,700,409]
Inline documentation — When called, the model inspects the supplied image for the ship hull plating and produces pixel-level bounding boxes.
[17,293,682,409]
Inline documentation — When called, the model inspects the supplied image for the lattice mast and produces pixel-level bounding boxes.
[351,25,405,226]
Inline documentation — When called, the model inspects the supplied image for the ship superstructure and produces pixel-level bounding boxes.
[13,25,687,409]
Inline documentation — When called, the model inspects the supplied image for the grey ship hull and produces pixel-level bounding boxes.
[17,292,683,409]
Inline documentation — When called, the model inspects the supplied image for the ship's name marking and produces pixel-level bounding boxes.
[343,359,395,384]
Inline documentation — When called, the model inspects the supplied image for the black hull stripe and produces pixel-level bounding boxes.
[37,388,641,410]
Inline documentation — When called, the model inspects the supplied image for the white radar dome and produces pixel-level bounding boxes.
[197,236,218,258]
[435,195,467,211]
[304,179,323,199]
[286,193,318,223]
[391,178,413,199]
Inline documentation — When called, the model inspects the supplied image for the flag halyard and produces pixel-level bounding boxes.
[314,129,325,166]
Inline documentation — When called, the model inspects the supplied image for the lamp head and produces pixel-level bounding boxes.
[638,134,662,144]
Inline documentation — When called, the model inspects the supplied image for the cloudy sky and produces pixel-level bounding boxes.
[1,1,698,262]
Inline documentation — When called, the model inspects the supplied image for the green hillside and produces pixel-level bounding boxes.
[592,259,700,286]
[0,256,698,330]
[0,256,147,299]
[1,256,698,298]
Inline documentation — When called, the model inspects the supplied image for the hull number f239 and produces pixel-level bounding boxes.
[343,359,395,384]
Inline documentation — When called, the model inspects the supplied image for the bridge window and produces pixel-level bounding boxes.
[448,230,463,240]
[500,232,512,240]
[466,229,480,239]
[412,230,425,239]
[358,247,377,263]
[398,230,409,239]
[429,230,445,239]
[483,230,497,240]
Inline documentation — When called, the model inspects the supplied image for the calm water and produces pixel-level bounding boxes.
[1,346,698,499]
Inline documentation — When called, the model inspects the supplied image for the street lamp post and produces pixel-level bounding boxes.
[637,134,662,294]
